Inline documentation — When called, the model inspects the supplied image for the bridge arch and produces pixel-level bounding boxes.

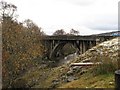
[49,41,80,59]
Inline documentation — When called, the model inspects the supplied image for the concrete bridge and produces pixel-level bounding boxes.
[42,35,115,60]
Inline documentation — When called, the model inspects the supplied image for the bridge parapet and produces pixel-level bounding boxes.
[43,35,115,41]
[43,35,97,41]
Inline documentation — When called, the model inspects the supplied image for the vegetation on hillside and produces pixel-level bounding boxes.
[1,1,44,88]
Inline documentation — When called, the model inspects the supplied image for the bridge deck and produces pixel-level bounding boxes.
[42,35,115,41]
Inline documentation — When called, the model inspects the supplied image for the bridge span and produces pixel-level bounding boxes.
[42,35,115,60]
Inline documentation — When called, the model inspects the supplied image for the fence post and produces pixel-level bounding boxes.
[115,70,120,90]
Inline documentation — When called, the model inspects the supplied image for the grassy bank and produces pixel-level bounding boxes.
[59,72,114,88]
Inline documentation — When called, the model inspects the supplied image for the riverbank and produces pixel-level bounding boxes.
[8,37,118,88]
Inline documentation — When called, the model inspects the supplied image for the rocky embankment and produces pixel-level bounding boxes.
[50,37,119,88]
[15,37,119,88]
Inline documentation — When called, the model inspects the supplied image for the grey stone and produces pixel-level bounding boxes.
[67,69,73,76]
[67,76,77,82]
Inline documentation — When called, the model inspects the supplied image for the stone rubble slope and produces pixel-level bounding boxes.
[73,37,120,63]
[46,37,120,88]
[55,37,120,86]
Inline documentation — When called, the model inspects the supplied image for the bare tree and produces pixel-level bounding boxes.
[0,1,17,20]
[23,19,45,36]
[70,29,79,35]
[53,29,66,35]
[23,19,37,29]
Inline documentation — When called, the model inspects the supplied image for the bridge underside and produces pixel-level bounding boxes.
[43,40,96,60]
[42,35,115,60]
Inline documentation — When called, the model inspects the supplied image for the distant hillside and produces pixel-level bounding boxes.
[91,31,120,36]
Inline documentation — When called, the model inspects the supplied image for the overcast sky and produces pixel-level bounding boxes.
[3,0,119,35]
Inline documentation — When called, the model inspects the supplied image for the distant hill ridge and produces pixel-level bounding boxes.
[92,31,120,36]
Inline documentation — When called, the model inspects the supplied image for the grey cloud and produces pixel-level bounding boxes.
[87,24,118,31]
[60,0,96,6]
[84,14,118,31]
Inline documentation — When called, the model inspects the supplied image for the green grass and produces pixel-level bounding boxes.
[59,72,115,88]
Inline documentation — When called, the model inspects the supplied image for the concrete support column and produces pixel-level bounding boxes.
[53,40,55,47]
[85,41,88,52]
[89,41,93,49]
[82,41,86,53]
[76,40,80,55]
[81,41,83,54]
[86,41,89,50]
[79,41,82,54]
